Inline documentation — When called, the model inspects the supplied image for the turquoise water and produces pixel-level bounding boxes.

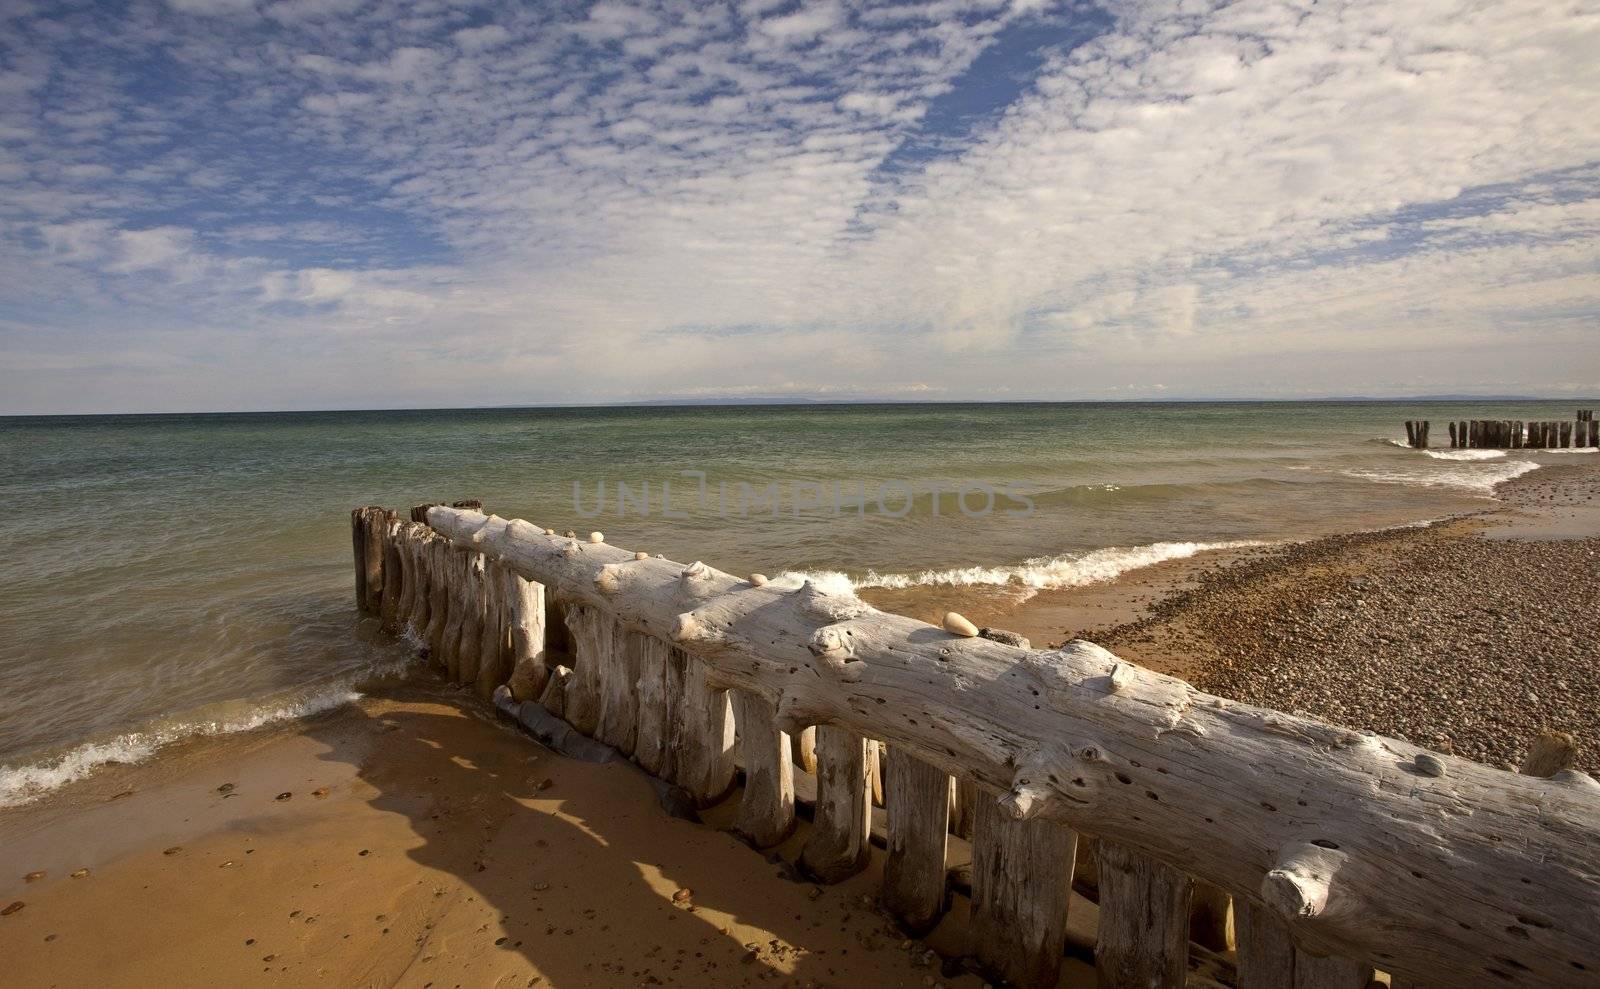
[0,400,1588,803]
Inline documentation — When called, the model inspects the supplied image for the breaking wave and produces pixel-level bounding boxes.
[0,684,369,809]
[777,539,1271,604]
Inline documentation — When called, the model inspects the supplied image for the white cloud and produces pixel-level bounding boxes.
[0,0,1597,412]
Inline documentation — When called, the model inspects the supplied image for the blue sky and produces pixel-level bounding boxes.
[1,0,1597,413]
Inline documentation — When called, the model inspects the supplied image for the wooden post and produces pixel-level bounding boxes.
[1236,898,1296,989]
[1418,420,1429,449]
[800,727,874,883]
[456,553,486,687]
[1294,952,1375,988]
[670,651,736,806]
[423,538,452,665]
[594,617,640,754]
[1404,421,1416,447]
[970,797,1077,989]
[731,691,795,848]
[1095,841,1192,988]
[472,558,509,698]
[1520,730,1579,778]
[561,602,607,736]
[631,632,676,778]
[379,517,404,631]
[795,725,817,774]
[351,508,372,611]
[952,778,979,840]
[881,748,952,934]
[1447,421,1457,448]
[1561,421,1573,448]
[504,569,547,701]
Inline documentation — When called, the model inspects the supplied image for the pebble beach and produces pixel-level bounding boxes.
[1085,460,1600,772]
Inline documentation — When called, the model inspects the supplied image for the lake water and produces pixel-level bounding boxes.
[1,400,1586,805]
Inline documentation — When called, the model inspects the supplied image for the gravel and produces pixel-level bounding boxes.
[1087,462,1600,773]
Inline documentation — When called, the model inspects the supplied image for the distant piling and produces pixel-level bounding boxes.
[1408,410,1598,449]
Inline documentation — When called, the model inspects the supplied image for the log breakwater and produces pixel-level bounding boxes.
[352,502,1600,989]
[1407,410,1598,449]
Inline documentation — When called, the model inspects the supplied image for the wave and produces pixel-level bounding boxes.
[777,539,1272,604]
[1423,449,1506,461]
[1337,459,1538,495]
[0,683,368,809]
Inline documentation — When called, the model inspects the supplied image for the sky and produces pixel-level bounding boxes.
[1,0,1598,413]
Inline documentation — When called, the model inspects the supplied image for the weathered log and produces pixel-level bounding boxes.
[732,690,795,848]
[631,631,675,777]
[562,602,607,735]
[1521,730,1579,779]
[881,748,952,934]
[1561,422,1573,448]
[971,796,1077,989]
[670,650,736,807]
[425,507,1600,986]
[1095,840,1191,988]
[504,568,547,701]
[800,727,874,883]
[403,524,431,635]
[1448,421,1457,448]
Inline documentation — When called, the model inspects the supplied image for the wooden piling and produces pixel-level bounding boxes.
[1405,421,1417,447]
[455,553,486,686]
[670,651,736,807]
[1095,841,1193,988]
[732,691,795,847]
[800,727,875,883]
[970,797,1077,989]
[561,602,606,735]
[881,748,953,935]
[631,633,675,778]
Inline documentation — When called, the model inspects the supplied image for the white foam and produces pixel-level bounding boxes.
[1339,459,1539,495]
[779,540,1270,604]
[1423,449,1507,461]
[1540,448,1597,454]
[0,686,363,809]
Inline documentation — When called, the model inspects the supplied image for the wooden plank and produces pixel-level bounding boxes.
[670,650,736,806]
[952,778,979,840]
[731,690,795,848]
[800,726,874,882]
[631,632,673,776]
[970,795,1076,989]
[351,508,372,611]
[881,747,952,934]
[422,538,452,666]
[1095,840,1192,989]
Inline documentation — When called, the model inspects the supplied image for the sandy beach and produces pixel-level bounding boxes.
[3,461,1596,987]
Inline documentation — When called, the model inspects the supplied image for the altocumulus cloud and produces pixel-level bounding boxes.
[0,0,1597,412]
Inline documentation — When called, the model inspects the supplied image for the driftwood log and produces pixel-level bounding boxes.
[421,506,1600,988]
